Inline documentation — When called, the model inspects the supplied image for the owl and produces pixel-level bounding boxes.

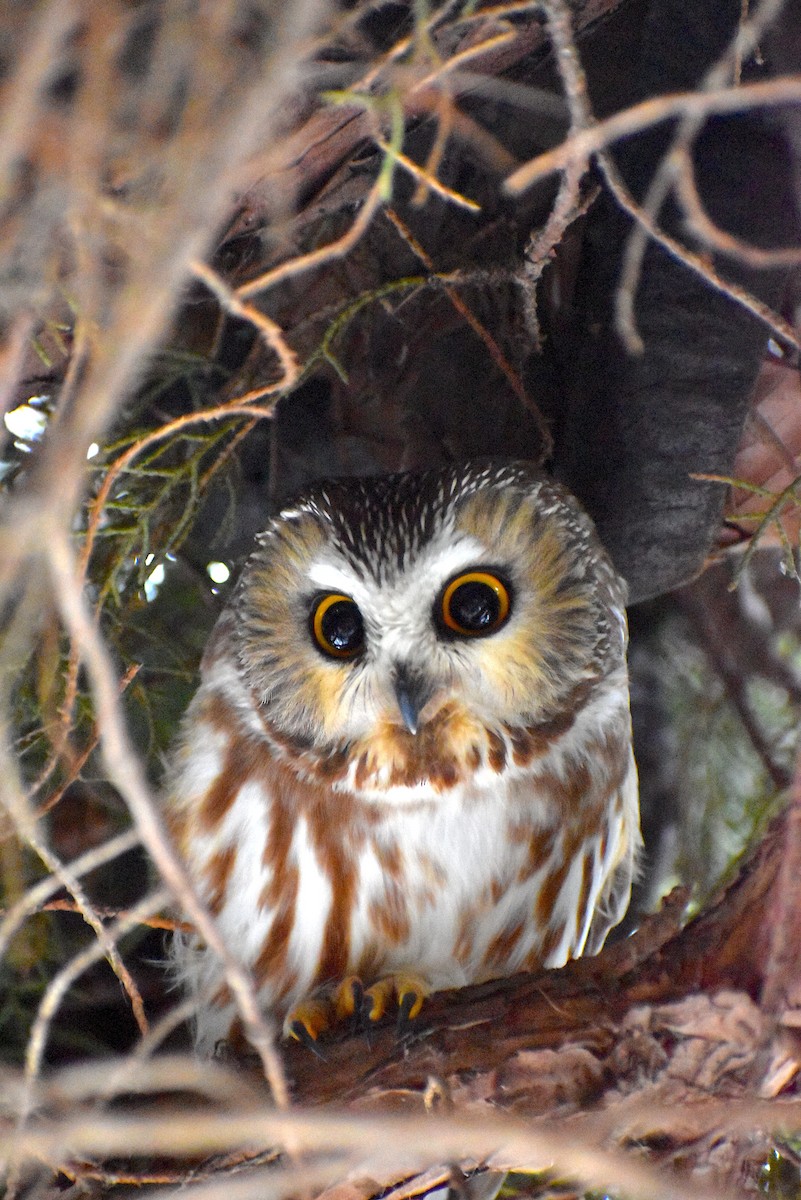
[163,460,640,1054]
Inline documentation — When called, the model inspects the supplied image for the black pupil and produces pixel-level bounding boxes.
[321,600,363,653]
[450,581,499,632]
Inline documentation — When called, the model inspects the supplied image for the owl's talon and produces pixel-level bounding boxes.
[363,977,395,1023]
[397,989,418,1037]
[334,975,364,1025]
[362,973,429,1031]
[285,996,330,1051]
[349,985,365,1036]
[288,1019,328,1059]
[396,974,427,1022]
[396,974,428,1038]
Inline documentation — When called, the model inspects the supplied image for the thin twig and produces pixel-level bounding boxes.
[0,734,149,1062]
[1,1097,744,1200]
[518,0,593,324]
[386,206,553,454]
[190,260,300,389]
[23,889,168,1084]
[27,830,149,1036]
[614,0,789,350]
[505,74,801,194]
[596,152,801,355]
[410,27,518,91]
[36,898,187,932]
[46,529,291,1108]
[78,403,277,589]
[3,887,168,1200]
[0,829,140,964]
[672,143,801,267]
[374,138,481,211]
[29,663,141,815]
[694,471,801,585]
[679,589,792,793]
[236,180,385,300]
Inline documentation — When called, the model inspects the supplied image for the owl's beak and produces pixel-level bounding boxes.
[392,664,433,736]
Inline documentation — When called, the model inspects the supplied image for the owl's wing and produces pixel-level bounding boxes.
[584,754,641,956]
[584,855,635,955]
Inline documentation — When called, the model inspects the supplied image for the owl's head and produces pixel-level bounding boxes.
[229,460,627,784]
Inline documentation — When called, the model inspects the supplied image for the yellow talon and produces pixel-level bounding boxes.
[363,977,395,1023]
[285,973,430,1048]
[396,972,428,1021]
[285,997,330,1044]
[333,975,364,1021]
[363,973,429,1024]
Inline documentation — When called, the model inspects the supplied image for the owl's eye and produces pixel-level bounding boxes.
[438,571,511,638]
[311,593,365,659]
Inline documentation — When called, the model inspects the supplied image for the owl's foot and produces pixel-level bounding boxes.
[285,976,364,1045]
[284,973,428,1046]
[363,972,429,1033]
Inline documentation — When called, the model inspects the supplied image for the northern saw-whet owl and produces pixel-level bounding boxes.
[164,460,640,1054]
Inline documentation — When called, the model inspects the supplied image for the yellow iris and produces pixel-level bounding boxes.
[440,571,510,636]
